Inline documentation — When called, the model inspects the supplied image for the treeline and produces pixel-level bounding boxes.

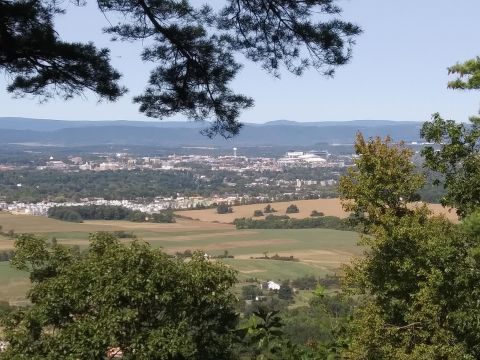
[0,168,341,203]
[250,253,299,262]
[0,169,228,202]
[48,205,175,223]
[233,214,355,231]
[174,249,235,259]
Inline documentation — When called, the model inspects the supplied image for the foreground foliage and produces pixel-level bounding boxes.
[1,233,238,359]
[421,113,480,218]
[339,135,480,359]
[234,215,354,231]
[2,0,360,137]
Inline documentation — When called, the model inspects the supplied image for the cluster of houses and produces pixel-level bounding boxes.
[0,194,270,216]
[2,148,348,174]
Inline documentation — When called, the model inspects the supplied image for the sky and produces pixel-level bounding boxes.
[1,0,479,123]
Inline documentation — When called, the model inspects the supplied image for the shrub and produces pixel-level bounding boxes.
[286,204,299,214]
[253,210,264,217]
[265,214,290,221]
[242,285,263,300]
[264,204,277,213]
[291,275,318,290]
[217,203,233,214]
[278,281,294,301]
[310,210,325,217]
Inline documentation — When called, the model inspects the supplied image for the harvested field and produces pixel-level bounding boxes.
[0,212,363,303]
[176,198,458,223]
[177,198,346,223]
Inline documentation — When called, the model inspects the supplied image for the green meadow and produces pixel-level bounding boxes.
[0,213,361,304]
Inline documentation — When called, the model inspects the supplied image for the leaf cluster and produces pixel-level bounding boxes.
[421,113,480,218]
[447,56,480,91]
[2,232,239,359]
[339,134,480,359]
[339,133,424,230]
[0,0,126,101]
[2,0,360,137]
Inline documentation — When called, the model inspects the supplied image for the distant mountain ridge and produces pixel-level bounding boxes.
[0,117,424,147]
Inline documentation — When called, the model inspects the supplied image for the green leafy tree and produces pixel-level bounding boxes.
[278,281,294,301]
[310,210,324,217]
[447,57,480,90]
[339,134,480,359]
[264,204,277,213]
[242,284,263,301]
[291,275,317,290]
[217,203,233,214]
[421,114,480,218]
[285,204,299,214]
[240,308,323,359]
[282,289,356,358]
[338,133,424,230]
[418,54,480,218]
[2,0,360,137]
[253,209,264,217]
[1,232,239,359]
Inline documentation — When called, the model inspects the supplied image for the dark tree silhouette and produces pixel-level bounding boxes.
[0,0,126,100]
[1,0,361,137]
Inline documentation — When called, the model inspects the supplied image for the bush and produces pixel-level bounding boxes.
[318,274,342,289]
[265,214,290,221]
[253,210,264,217]
[264,204,277,213]
[242,285,263,300]
[286,204,299,214]
[278,281,294,301]
[291,275,318,290]
[4,233,239,359]
[310,210,324,217]
[217,203,233,214]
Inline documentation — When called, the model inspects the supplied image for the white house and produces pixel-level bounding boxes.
[266,280,281,291]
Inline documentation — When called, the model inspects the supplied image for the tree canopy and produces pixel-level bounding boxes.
[447,57,480,91]
[1,233,239,359]
[0,0,126,101]
[338,133,424,229]
[421,113,480,218]
[339,134,480,359]
[1,0,361,137]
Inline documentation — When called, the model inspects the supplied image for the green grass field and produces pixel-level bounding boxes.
[0,262,29,305]
[221,258,330,281]
[0,213,361,304]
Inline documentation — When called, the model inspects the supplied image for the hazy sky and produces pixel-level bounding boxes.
[1,0,479,123]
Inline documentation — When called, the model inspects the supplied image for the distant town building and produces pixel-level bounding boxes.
[278,151,327,166]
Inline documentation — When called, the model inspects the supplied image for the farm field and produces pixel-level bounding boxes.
[176,198,458,223]
[0,212,362,304]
